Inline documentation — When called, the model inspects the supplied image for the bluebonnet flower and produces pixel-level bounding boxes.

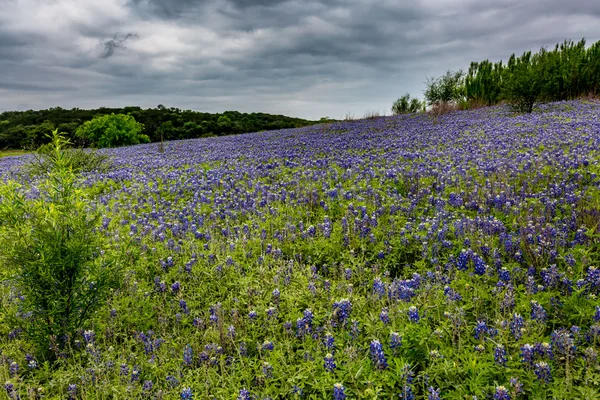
[551,329,576,358]
[9,362,19,377]
[181,387,193,399]
[530,301,546,322]
[171,281,181,294]
[428,387,441,400]
[324,333,335,349]
[332,299,352,327]
[143,380,153,392]
[324,353,336,372]
[373,277,386,298]
[83,329,95,344]
[25,354,37,369]
[493,386,510,400]
[183,344,193,366]
[237,388,251,400]
[262,362,273,378]
[369,340,388,370]
[534,361,552,383]
[379,308,390,324]
[520,344,535,366]
[494,344,507,366]
[166,375,179,387]
[407,306,419,323]
[67,384,77,400]
[227,325,236,339]
[456,249,470,271]
[594,306,600,322]
[390,332,402,350]
[472,253,487,275]
[474,321,488,340]
[248,310,258,320]
[4,382,18,400]
[509,377,522,395]
[333,383,346,400]
[498,268,510,282]
[509,314,524,340]
[180,299,190,314]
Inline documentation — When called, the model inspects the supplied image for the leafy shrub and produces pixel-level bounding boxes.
[424,70,465,107]
[26,140,112,176]
[502,51,543,113]
[0,130,120,360]
[76,113,149,148]
[392,93,424,115]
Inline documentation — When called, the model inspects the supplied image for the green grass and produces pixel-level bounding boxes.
[0,149,29,158]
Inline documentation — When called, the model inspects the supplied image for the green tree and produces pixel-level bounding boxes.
[392,93,424,115]
[502,51,543,113]
[424,70,465,106]
[76,113,148,148]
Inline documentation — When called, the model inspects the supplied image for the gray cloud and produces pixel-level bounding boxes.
[0,0,599,119]
[99,33,139,59]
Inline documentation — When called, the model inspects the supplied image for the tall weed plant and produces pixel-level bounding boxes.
[0,130,119,361]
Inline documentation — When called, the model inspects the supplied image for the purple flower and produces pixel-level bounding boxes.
[324,353,336,372]
[369,339,388,370]
[534,361,552,383]
[181,387,193,400]
[407,306,419,323]
[183,344,193,366]
[379,308,390,324]
[493,386,510,400]
[332,299,352,327]
[237,389,251,400]
[324,333,335,349]
[530,301,546,322]
[428,387,441,400]
[390,332,402,350]
[494,344,507,366]
[333,383,346,400]
[171,281,181,294]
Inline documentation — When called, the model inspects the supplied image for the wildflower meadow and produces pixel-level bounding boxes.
[2,100,600,399]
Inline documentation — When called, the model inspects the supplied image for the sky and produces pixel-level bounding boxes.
[0,0,599,120]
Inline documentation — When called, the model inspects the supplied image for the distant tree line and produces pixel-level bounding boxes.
[0,105,316,149]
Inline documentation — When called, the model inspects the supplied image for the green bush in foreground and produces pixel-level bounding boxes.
[0,130,120,360]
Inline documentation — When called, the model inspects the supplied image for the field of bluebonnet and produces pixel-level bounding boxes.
[2,99,600,399]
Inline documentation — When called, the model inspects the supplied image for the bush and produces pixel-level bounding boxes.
[26,141,112,177]
[424,70,465,107]
[392,93,424,115]
[76,113,148,148]
[502,51,543,113]
[0,130,120,360]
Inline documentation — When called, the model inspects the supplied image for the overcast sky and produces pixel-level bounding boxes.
[0,0,599,119]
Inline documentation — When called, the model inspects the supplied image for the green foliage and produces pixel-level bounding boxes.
[26,141,112,176]
[392,93,424,115]
[0,106,317,150]
[502,51,544,113]
[424,70,465,107]
[76,113,149,148]
[0,130,120,360]
[463,38,600,112]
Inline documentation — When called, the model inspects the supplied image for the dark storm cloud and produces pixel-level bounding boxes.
[0,0,599,119]
[99,33,139,59]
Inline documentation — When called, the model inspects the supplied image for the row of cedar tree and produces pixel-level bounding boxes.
[462,38,600,112]
[0,107,316,150]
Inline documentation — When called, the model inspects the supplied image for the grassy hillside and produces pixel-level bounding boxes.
[1,100,600,399]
